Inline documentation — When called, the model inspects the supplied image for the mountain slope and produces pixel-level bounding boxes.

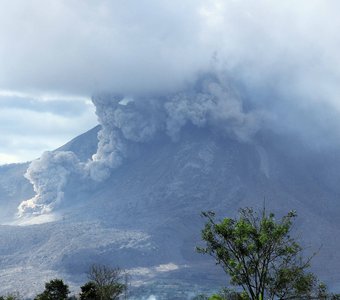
[1,125,340,298]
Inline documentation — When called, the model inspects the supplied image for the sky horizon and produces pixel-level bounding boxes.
[0,91,97,164]
[1,0,340,164]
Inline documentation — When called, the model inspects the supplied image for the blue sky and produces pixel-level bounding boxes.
[1,0,340,164]
[0,91,97,163]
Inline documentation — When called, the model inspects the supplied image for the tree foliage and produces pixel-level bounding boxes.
[197,207,322,300]
[0,292,22,300]
[34,279,70,300]
[86,264,128,300]
[79,281,99,300]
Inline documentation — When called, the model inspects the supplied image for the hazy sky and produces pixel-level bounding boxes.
[0,91,97,163]
[1,0,340,163]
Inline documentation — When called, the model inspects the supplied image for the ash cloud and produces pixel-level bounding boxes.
[8,1,340,216]
[2,0,340,144]
[164,78,261,141]
[2,0,340,138]
[19,76,263,215]
[18,151,83,217]
[1,0,339,108]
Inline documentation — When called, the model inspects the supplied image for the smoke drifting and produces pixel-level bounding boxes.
[18,151,83,216]
[8,1,340,217]
[18,76,263,216]
[164,79,261,141]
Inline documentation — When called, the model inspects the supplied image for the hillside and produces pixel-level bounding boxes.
[0,122,340,297]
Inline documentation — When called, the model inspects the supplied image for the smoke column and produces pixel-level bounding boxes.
[18,75,263,217]
[18,151,83,217]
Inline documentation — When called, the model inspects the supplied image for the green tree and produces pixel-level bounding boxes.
[192,288,249,300]
[79,281,99,300]
[34,279,70,300]
[86,264,128,300]
[197,207,321,300]
[212,288,249,300]
[0,293,22,300]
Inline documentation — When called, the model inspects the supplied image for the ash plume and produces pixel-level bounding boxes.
[18,151,83,217]
[18,76,263,216]
[2,0,338,218]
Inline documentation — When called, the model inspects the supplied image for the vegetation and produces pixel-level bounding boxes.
[0,292,22,300]
[79,281,98,300]
[0,263,128,300]
[192,288,248,300]
[34,279,70,300]
[80,264,128,300]
[197,207,337,300]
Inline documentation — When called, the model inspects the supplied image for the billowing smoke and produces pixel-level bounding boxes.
[164,79,261,141]
[3,1,339,218]
[18,76,263,216]
[18,151,83,217]
[86,94,164,181]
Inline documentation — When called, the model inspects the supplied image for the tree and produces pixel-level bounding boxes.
[85,264,128,300]
[197,207,322,300]
[192,288,249,300]
[79,281,99,300]
[34,279,70,300]
[192,288,250,300]
[0,293,22,300]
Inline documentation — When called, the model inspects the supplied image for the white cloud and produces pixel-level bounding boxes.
[0,1,339,108]
[1,0,340,162]
[0,0,212,95]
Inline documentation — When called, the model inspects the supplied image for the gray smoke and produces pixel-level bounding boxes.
[8,1,340,217]
[18,76,263,216]
[165,80,261,141]
[18,151,83,217]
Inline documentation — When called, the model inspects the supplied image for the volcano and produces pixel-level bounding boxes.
[1,78,340,298]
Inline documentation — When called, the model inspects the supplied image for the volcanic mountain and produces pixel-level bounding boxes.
[1,81,340,298]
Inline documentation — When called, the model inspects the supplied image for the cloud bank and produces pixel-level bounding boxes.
[1,0,340,139]
[0,0,339,106]
[0,0,212,95]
